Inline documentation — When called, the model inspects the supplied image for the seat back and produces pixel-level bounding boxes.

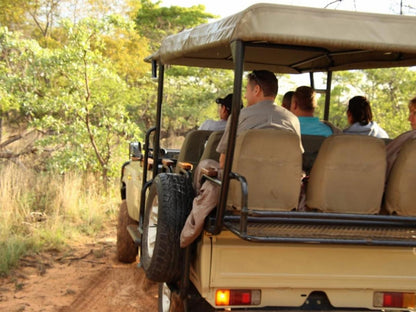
[199,131,224,163]
[306,135,386,214]
[175,130,212,173]
[301,135,327,174]
[228,129,302,211]
[384,138,416,216]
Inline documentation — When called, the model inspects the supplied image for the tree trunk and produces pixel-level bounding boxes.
[0,115,2,145]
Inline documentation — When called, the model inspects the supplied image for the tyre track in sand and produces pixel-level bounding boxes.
[59,266,158,312]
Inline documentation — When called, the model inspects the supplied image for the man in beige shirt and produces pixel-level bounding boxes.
[181,70,301,247]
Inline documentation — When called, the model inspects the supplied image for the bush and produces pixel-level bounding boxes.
[0,163,118,275]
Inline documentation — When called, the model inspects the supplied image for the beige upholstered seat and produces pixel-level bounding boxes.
[384,138,416,216]
[227,129,303,211]
[301,135,327,174]
[306,135,386,214]
[175,130,212,173]
[199,131,223,163]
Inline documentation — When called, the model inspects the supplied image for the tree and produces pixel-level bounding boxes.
[0,20,142,188]
[0,0,29,31]
[134,0,216,50]
[99,15,150,85]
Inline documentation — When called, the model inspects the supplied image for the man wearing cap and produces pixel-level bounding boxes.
[198,94,233,131]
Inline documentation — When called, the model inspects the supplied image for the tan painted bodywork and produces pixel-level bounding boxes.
[122,161,141,221]
[191,231,416,310]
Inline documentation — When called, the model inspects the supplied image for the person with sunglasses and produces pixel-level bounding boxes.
[216,70,302,167]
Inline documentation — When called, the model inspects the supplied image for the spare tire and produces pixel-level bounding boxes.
[141,173,194,282]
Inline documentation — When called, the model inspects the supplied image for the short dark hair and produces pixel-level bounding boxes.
[247,70,278,97]
[282,91,294,110]
[293,86,316,112]
[348,96,373,125]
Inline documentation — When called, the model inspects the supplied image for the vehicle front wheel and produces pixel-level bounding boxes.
[158,283,184,312]
[158,282,215,312]
[141,173,194,282]
[116,200,139,263]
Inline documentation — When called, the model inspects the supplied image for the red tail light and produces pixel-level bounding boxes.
[374,292,416,309]
[215,289,261,306]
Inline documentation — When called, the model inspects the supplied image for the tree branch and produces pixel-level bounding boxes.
[82,50,105,168]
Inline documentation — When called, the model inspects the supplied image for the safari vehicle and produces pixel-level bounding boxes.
[118,3,416,311]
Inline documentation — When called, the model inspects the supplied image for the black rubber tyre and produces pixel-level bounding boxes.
[141,173,194,283]
[116,200,139,263]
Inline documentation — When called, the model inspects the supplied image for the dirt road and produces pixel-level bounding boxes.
[0,222,158,312]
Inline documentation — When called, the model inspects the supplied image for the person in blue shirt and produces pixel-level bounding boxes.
[290,86,337,137]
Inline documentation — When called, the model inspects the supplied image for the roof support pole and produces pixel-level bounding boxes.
[324,71,332,121]
[153,63,164,178]
[309,72,315,89]
[213,40,245,235]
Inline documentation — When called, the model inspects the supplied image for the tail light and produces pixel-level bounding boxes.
[374,292,416,309]
[215,289,261,306]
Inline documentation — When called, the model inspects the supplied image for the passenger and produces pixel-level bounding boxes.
[290,86,336,137]
[181,70,302,247]
[199,94,233,131]
[281,90,294,110]
[343,96,389,138]
[385,96,416,178]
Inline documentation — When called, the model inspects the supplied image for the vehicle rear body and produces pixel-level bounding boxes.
[126,3,416,311]
[192,231,416,310]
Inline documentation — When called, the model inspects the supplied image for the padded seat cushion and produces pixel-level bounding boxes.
[199,131,224,162]
[301,135,327,174]
[228,129,302,211]
[306,134,386,214]
[384,138,416,216]
[175,130,212,173]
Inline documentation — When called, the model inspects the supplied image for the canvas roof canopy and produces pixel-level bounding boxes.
[147,3,416,73]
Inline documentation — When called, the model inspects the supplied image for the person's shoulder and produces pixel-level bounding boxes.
[199,119,227,131]
[392,129,416,142]
[199,120,212,130]
[322,120,342,134]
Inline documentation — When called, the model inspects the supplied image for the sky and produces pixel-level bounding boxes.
[159,0,401,18]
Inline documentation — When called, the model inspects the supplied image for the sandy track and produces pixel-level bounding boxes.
[0,223,158,312]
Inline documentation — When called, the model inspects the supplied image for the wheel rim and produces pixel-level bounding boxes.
[147,194,159,258]
[160,283,171,312]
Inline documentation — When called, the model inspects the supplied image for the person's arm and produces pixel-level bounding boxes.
[219,153,225,169]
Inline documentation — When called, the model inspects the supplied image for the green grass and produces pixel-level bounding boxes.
[0,163,119,276]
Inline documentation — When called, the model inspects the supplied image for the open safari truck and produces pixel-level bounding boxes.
[119,4,416,311]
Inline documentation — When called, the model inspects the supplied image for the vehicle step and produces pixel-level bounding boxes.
[222,212,416,247]
[127,224,141,245]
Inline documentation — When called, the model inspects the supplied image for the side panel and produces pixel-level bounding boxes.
[122,161,142,221]
[193,230,416,310]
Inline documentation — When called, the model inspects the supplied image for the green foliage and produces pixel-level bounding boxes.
[0,236,34,276]
[0,0,31,31]
[135,0,216,50]
[0,19,143,182]
[161,68,234,138]
[0,163,118,275]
